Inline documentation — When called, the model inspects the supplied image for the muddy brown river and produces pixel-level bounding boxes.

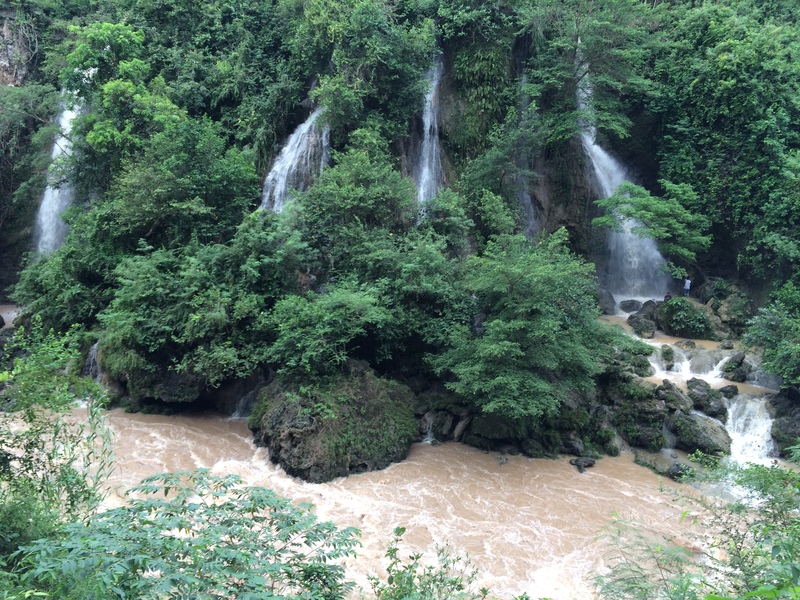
[103,410,696,599]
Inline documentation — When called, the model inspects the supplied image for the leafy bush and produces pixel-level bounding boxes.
[370,527,490,600]
[14,470,360,599]
[659,298,714,339]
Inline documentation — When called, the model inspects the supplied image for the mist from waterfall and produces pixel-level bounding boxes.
[413,57,444,204]
[260,107,330,212]
[578,78,670,299]
[35,105,77,254]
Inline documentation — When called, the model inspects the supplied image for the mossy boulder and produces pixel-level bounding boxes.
[686,378,727,421]
[655,297,714,339]
[248,365,417,483]
[767,388,800,456]
[627,315,656,339]
[608,379,667,452]
[668,411,731,455]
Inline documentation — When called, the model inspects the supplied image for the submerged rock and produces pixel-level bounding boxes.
[619,299,642,313]
[569,457,596,473]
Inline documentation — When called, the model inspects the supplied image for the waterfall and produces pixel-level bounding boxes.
[516,73,537,238]
[84,341,102,383]
[35,105,77,254]
[260,107,330,212]
[577,77,670,299]
[725,396,777,465]
[413,58,444,205]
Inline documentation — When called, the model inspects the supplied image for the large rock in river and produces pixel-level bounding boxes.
[249,363,417,483]
[668,411,731,455]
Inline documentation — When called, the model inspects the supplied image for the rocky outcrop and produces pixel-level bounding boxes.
[1,11,33,86]
[249,364,417,483]
[668,411,731,455]
[722,352,752,383]
[767,388,800,455]
[628,315,656,338]
[686,378,727,421]
[619,299,642,313]
[597,287,617,316]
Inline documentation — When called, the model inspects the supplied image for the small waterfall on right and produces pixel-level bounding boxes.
[35,105,77,254]
[260,107,330,212]
[725,396,777,465]
[413,57,444,205]
[578,79,670,299]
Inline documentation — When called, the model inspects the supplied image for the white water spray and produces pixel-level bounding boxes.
[260,107,330,212]
[414,58,444,204]
[35,105,76,254]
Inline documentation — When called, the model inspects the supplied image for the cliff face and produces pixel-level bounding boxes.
[1,11,32,86]
[532,137,598,254]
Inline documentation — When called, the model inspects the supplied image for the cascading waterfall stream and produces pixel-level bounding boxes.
[260,107,330,212]
[643,338,778,464]
[413,57,444,205]
[35,105,77,254]
[577,74,671,299]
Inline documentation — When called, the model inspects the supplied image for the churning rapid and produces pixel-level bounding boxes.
[260,107,330,212]
[103,412,693,600]
[35,104,76,254]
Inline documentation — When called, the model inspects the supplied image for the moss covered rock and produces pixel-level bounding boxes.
[249,363,417,483]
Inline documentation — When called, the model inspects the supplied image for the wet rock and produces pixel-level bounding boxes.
[452,414,471,442]
[686,378,727,420]
[0,314,4,329]
[719,384,739,399]
[619,299,642,313]
[666,462,695,481]
[675,340,696,351]
[569,457,596,473]
[597,287,617,316]
[661,345,675,371]
[657,380,692,413]
[250,366,417,482]
[719,340,735,350]
[628,315,656,339]
[561,434,585,457]
[668,411,732,455]
[767,389,800,456]
[634,300,659,321]
[722,352,752,383]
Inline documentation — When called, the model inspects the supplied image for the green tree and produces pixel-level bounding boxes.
[429,229,619,421]
[743,281,800,389]
[593,181,711,278]
[652,2,800,281]
[0,319,112,565]
[266,280,392,381]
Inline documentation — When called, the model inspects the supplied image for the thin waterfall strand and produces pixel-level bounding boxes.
[260,107,330,212]
[35,106,76,254]
[414,58,444,204]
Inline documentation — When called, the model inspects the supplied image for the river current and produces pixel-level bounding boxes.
[104,411,694,599]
